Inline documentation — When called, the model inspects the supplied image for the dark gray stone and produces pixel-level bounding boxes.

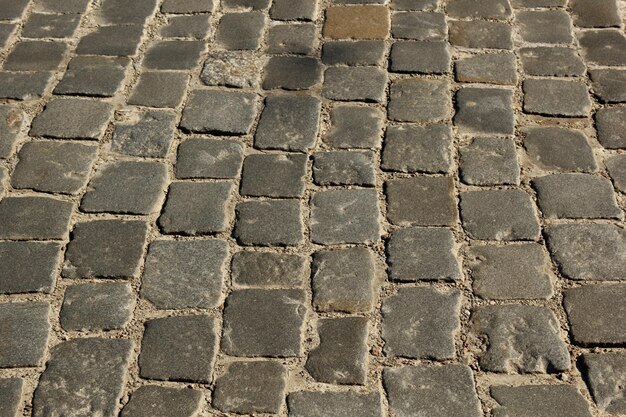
[0,71,51,100]
[392,0,438,9]
[454,87,514,135]
[491,385,592,417]
[0,105,22,159]
[312,150,376,186]
[263,56,322,90]
[596,107,626,149]
[388,78,450,122]
[607,154,626,192]
[267,24,316,54]
[128,71,189,108]
[158,181,233,235]
[386,176,457,226]
[222,0,268,9]
[216,12,265,50]
[143,41,204,69]
[232,251,307,287]
[323,66,388,102]
[0,0,29,19]
[111,110,177,158]
[384,365,482,417]
[523,79,592,117]
[3,41,67,71]
[122,386,203,417]
[34,0,90,13]
[234,200,303,246]
[0,302,49,368]
[141,239,228,309]
[519,47,585,77]
[254,95,321,151]
[288,391,382,417]
[63,220,148,279]
[306,317,369,385]
[0,196,73,240]
[581,353,626,414]
[139,315,218,382]
[447,0,510,18]
[578,29,626,66]
[97,0,157,24]
[590,69,626,103]
[32,339,131,417]
[176,138,243,179]
[390,41,450,74]
[60,283,134,331]
[0,242,60,294]
[522,126,597,172]
[55,56,130,97]
[382,287,460,359]
[161,0,213,12]
[213,361,286,414]
[460,190,540,241]
[455,53,517,85]
[222,289,306,357]
[201,52,261,88]
[241,153,308,197]
[516,10,573,44]
[571,0,620,28]
[392,11,446,40]
[0,379,21,417]
[449,21,512,49]
[387,227,461,281]
[0,23,14,49]
[12,141,98,194]
[271,0,317,20]
[468,244,554,300]
[160,15,210,39]
[76,25,144,56]
[460,138,519,185]
[30,98,113,139]
[321,41,386,66]
[324,105,383,149]
[22,13,80,38]
[180,89,257,134]
[510,0,565,4]
[564,284,626,346]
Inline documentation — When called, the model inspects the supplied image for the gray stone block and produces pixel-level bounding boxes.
[180,89,258,134]
[388,78,450,122]
[222,0,268,9]
[0,302,49,368]
[607,154,626,192]
[0,242,60,294]
[263,56,322,90]
[128,71,189,108]
[0,0,29,19]
[454,87,514,135]
[321,41,386,66]
[391,11,446,40]
[596,107,626,149]
[460,137,519,185]
[449,21,512,49]
[323,105,384,149]
[216,12,265,50]
[516,10,573,44]
[271,0,317,20]
[386,176,457,226]
[0,378,21,417]
[30,98,113,140]
[60,283,134,331]
[161,0,213,12]
[111,111,177,158]
[570,0,620,28]
[522,126,597,172]
[490,385,592,417]
[323,66,388,103]
[22,13,80,38]
[232,251,307,287]
[447,0,511,18]
[590,69,626,103]
[578,29,626,66]
[312,150,376,186]
[76,25,144,56]
[581,353,626,414]
[0,71,51,100]
[519,47,585,77]
[0,196,73,240]
[3,41,67,71]
[55,56,130,97]
[390,40,450,74]
[176,138,243,179]
[34,0,90,13]
[201,52,262,88]
[97,0,157,24]
[160,15,210,39]
[241,153,307,197]
[523,79,591,117]
[234,200,303,246]
[143,40,204,69]
[122,386,203,417]
[267,24,316,55]
[288,391,382,417]
[0,105,22,159]
[455,53,517,85]
[392,0,438,9]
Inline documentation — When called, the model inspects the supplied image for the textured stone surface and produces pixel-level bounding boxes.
[111,111,177,158]
[128,71,189,108]
[322,40,386,65]
[0,378,22,417]
[581,353,626,414]
[382,124,452,173]
[263,56,322,90]
[231,252,307,287]
[288,392,382,417]
[22,13,80,38]
[516,10,573,44]
[0,302,50,368]
[519,47,585,77]
[201,52,261,88]
[160,15,210,38]
[267,24,316,54]
[241,153,308,197]
[55,56,129,97]
[388,78,449,122]
[60,283,134,331]
[0,105,22,159]
[455,53,517,85]
[180,90,257,134]
[447,0,511,18]
[460,138,519,185]
[122,386,203,417]
[312,150,376,186]
[596,107,626,149]
[491,385,593,417]
[386,176,457,226]
[323,66,387,102]
[0,242,60,294]
[607,154,626,193]
[391,11,446,40]
[234,200,303,246]
[522,127,597,172]
[454,87,514,135]
[324,5,390,39]
[76,25,144,56]
[523,79,592,117]
[590,69,626,103]
[176,138,243,179]
[216,12,265,50]
[143,41,204,69]
[324,105,384,149]
[30,98,113,139]
[390,41,450,74]
[4,41,67,71]
[449,20,512,49]
[571,0,620,28]
[578,29,626,66]
[0,196,73,240]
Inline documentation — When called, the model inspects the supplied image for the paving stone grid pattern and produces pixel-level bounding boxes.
[1,0,626,416]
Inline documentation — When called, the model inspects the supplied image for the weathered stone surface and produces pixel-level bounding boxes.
[490,385,593,417]
[607,154,626,192]
[449,21,512,49]
[128,71,189,108]
[22,13,80,38]
[324,5,390,39]
[4,41,67,71]
[63,220,148,279]
[382,287,460,359]
[263,56,322,90]
[390,40,450,74]
[596,107,626,149]
[76,25,144,56]
[324,105,383,149]
[30,98,113,139]
[384,365,482,417]
[454,87,514,135]
[0,196,73,240]
[161,0,213,12]
[468,244,554,300]
[522,127,597,172]
[0,302,49,368]
[386,176,457,226]
[222,289,306,357]
[160,14,210,38]
[0,23,14,49]
[510,0,565,5]
[388,78,449,122]
[312,150,376,186]
[241,153,307,197]
[472,305,570,373]
[387,227,461,281]
[310,189,380,244]
[121,386,203,417]
[143,40,204,69]
[32,339,131,417]
[139,315,217,382]
[267,24,316,54]
[201,52,262,88]
[176,138,244,179]
[213,361,286,414]
[34,0,90,13]
[0,378,21,417]
[234,200,303,246]
[455,53,517,85]
[570,0,620,28]
[111,111,177,158]
[55,56,130,97]
[322,40,386,65]
[271,0,317,20]
[391,11,446,40]
[581,353,626,414]
[447,0,511,18]
[578,29,626,66]
[0,242,60,294]
[564,284,626,346]
[0,71,51,100]
[323,66,387,102]
[519,47,585,77]
[590,69,626,103]
[60,283,134,331]
[523,79,592,117]
[216,12,265,50]
[288,391,382,417]
[142,239,228,309]
[97,0,157,24]
[516,10,573,44]
[180,90,257,134]
[460,137,519,185]
[382,124,451,173]
[0,0,29,19]
[0,105,22,159]
[232,251,307,287]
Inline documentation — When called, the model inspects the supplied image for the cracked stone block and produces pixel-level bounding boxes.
[0,106,22,159]
[449,21,512,49]
[176,138,244,179]
[533,174,621,219]
[386,176,457,226]
[0,379,21,417]
[581,353,626,414]
[448,0,510,18]
[455,53,517,85]
[142,239,228,309]
[223,0,269,9]
[324,5,389,38]
[519,47,585,77]
[232,251,307,287]
[121,386,203,417]
[216,12,265,50]
[161,0,213,12]
[578,29,626,66]
[288,391,382,417]
[22,13,80,38]
[324,105,383,149]
[491,385,592,417]
[607,155,626,193]
[564,284,626,346]
[310,189,380,245]
[0,302,49,368]
[55,56,130,97]
[571,0,620,28]
[97,0,157,24]
[76,25,144,56]
[222,289,306,357]
[63,220,148,279]
[128,71,189,108]
[3,41,67,71]
[139,315,218,382]
[30,98,113,140]
[468,244,554,300]
[254,95,321,151]
[522,126,597,172]
[389,78,449,122]
[0,196,73,240]
[516,10,573,44]
[241,153,308,197]
[34,0,90,13]
[0,242,60,294]
[473,305,570,373]
[213,361,286,414]
[201,52,262,88]
[384,365,482,417]
[32,339,131,417]
[160,15,210,39]
[235,200,303,246]
[323,66,388,102]
[390,40,450,74]
[263,56,322,90]
[271,0,317,20]
[306,317,368,385]
[523,79,591,117]
[387,227,461,281]
[460,138,519,185]
[590,69,626,103]
[143,41,204,69]
[460,190,540,241]
[391,11,446,40]
[321,40,386,65]
[60,283,134,331]
[181,90,257,134]
[313,150,376,186]
[81,161,167,215]
[12,141,97,195]
[596,107,626,149]
[0,72,51,100]
[382,287,460,359]
[454,87,514,135]
[111,111,177,158]
[267,24,316,54]
[158,182,232,235]
[0,0,29,18]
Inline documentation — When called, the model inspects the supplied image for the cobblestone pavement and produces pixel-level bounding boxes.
[0,0,626,416]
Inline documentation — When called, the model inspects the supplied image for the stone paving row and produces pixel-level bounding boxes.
[0,0,625,416]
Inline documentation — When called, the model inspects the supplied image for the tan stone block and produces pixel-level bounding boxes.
[324,5,390,39]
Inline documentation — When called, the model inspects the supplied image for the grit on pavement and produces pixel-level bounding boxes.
[0,0,625,416]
